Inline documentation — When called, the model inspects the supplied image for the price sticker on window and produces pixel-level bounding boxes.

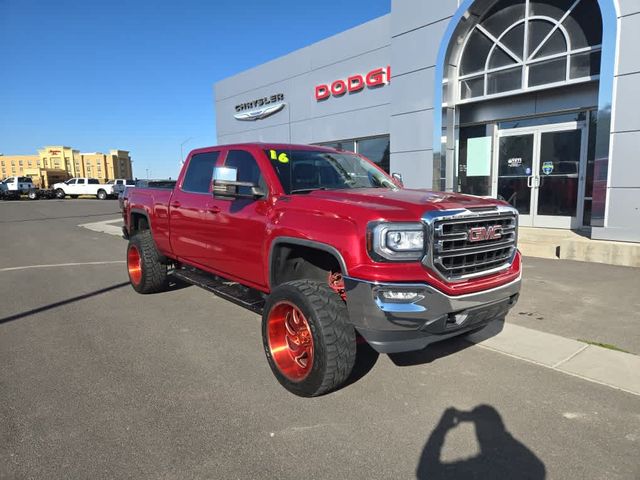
[269,150,289,164]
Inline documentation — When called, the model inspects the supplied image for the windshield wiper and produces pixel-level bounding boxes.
[289,187,329,194]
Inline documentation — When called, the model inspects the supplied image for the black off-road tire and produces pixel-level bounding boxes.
[127,230,168,294]
[55,188,65,199]
[262,280,356,397]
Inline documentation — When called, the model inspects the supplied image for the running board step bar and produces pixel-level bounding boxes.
[172,267,265,314]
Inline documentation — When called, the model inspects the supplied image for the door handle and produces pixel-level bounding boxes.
[207,205,220,214]
[170,201,181,208]
[527,176,533,188]
[535,176,541,187]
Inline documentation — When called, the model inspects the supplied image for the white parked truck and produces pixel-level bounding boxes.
[52,178,115,200]
[0,176,35,199]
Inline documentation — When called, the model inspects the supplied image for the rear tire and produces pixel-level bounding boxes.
[28,190,38,200]
[97,189,107,200]
[55,189,65,199]
[262,280,356,397]
[127,230,168,294]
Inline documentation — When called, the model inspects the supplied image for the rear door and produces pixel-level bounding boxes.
[169,150,222,267]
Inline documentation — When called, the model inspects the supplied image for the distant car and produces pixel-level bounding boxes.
[0,176,34,199]
[107,178,136,197]
[51,177,115,200]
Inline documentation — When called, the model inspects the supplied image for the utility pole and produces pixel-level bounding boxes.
[180,137,194,165]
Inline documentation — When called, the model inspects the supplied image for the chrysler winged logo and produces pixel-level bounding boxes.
[468,225,502,242]
[234,102,286,121]
[234,93,285,121]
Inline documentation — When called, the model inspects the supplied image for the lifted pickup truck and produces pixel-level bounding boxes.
[123,143,521,396]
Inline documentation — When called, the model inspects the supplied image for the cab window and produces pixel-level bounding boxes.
[88,179,99,184]
[77,179,86,185]
[182,151,220,193]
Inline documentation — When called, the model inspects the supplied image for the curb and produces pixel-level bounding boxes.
[466,321,640,396]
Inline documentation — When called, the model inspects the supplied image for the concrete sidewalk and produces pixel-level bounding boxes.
[507,256,640,355]
[467,320,640,396]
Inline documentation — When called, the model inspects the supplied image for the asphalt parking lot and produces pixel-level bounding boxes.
[1,200,639,479]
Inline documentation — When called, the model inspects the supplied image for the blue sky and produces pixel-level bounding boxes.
[0,0,389,179]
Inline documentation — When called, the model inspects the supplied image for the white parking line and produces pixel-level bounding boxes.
[0,261,126,272]
[78,218,123,236]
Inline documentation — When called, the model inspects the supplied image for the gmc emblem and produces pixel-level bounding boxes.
[315,66,391,101]
[468,225,502,242]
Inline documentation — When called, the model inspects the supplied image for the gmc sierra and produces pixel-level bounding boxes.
[123,143,521,396]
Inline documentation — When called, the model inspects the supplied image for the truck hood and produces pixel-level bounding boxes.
[299,188,505,219]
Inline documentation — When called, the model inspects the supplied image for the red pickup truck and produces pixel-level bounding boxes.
[123,143,521,396]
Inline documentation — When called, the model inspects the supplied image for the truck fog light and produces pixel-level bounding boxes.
[379,290,423,302]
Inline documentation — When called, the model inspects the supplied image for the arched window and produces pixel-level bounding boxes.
[458,0,602,101]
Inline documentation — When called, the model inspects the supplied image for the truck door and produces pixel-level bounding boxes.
[169,150,222,268]
[207,148,270,287]
[74,178,85,195]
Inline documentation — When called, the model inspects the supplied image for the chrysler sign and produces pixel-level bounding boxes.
[234,93,286,121]
[315,66,391,101]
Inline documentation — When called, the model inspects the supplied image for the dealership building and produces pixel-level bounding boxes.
[214,0,640,243]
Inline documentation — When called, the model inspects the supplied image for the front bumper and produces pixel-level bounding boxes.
[344,276,520,353]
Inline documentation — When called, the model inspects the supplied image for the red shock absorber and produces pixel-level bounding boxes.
[328,271,346,302]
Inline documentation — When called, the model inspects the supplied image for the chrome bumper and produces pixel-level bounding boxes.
[343,276,521,353]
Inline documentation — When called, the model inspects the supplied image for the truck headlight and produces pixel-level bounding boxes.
[368,222,425,261]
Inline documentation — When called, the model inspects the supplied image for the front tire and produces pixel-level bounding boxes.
[127,230,168,294]
[55,189,65,199]
[262,280,356,397]
[28,190,38,200]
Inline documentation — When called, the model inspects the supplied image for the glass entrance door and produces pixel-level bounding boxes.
[495,122,586,228]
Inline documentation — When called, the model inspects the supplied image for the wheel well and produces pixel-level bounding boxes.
[130,212,149,234]
[271,243,342,288]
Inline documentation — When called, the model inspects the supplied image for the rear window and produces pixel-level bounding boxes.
[88,179,100,184]
[126,179,136,185]
[18,177,32,183]
[182,151,220,193]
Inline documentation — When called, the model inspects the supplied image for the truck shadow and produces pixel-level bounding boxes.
[388,319,505,367]
[416,405,546,479]
[344,339,381,387]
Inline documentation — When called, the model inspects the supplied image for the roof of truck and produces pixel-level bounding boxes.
[188,143,343,155]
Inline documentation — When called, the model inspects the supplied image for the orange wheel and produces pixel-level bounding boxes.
[127,244,142,286]
[267,301,314,382]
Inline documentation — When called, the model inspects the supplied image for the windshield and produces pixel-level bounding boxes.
[265,149,396,194]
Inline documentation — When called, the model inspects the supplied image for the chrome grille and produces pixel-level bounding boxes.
[423,206,518,281]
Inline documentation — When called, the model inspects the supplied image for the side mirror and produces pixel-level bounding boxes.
[391,172,404,188]
[212,167,265,199]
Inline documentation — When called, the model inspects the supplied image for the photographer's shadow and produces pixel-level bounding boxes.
[417,405,546,480]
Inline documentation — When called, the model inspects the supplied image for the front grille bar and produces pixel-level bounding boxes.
[422,206,519,282]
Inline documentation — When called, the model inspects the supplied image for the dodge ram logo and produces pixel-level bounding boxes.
[468,225,502,242]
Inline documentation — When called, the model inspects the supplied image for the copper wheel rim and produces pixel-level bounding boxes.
[127,245,142,286]
[267,301,314,382]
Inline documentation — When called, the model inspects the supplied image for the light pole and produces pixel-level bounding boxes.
[180,137,194,165]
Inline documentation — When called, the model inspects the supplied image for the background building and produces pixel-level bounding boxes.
[0,146,133,187]
[214,0,639,243]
